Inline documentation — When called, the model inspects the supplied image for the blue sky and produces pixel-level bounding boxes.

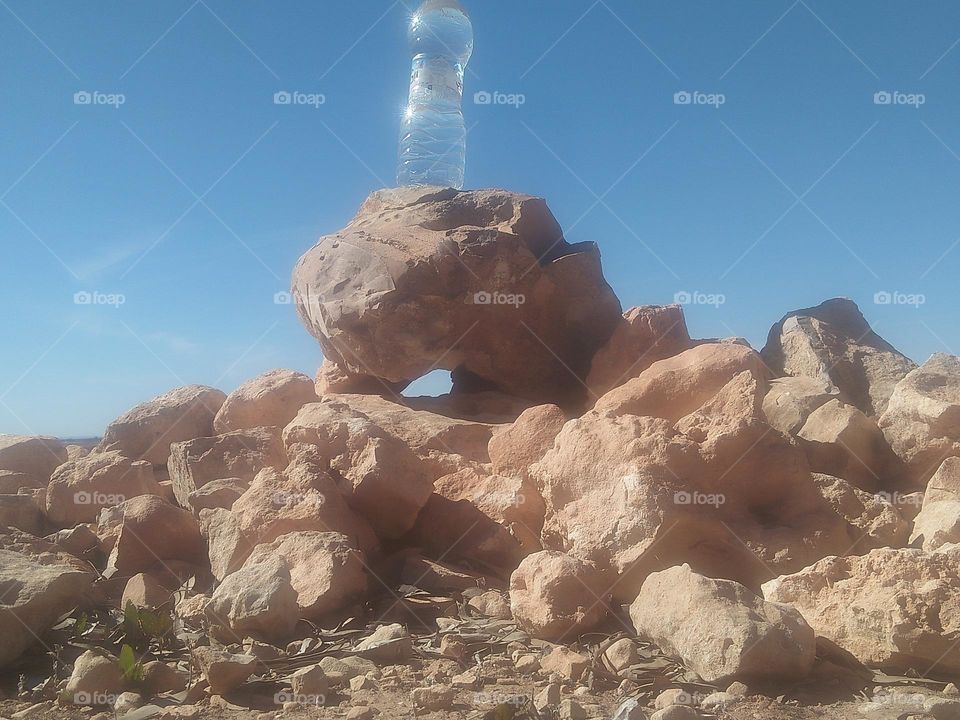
[2,0,960,437]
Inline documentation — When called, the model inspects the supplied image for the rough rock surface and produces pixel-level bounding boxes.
[315,358,409,397]
[0,435,67,485]
[97,385,227,466]
[535,366,849,599]
[797,399,901,490]
[910,458,960,551]
[0,534,96,668]
[879,353,960,488]
[45,451,160,527]
[168,426,287,509]
[593,343,769,421]
[213,369,318,434]
[191,647,259,694]
[488,404,566,477]
[813,474,909,551]
[62,650,124,706]
[199,507,256,581]
[761,298,916,417]
[586,304,692,398]
[763,545,960,675]
[510,550,608,641]
[630,564,816,684]
[762,376,839,435]
[105,495,206,574]
[243,531,367,621]
[206,555,299,643]
[291,187,622,405]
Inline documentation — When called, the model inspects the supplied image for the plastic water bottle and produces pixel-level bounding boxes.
[397,0,474,190]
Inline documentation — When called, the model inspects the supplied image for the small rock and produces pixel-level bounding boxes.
[112,692,142,715]
[540,646,591,683]
[141,660,188,694]
[604,638,639,673]
[191,647,258,695]
[925,698,960,720]
[611,698,646,720]
[725,681,749,698]
[355,623,412,664]
[535,683,561,711]
[347,707,376,720]
[559,699,587,720]
[701,692,734,710]
[62,650,124,706]
[451,670,480,688]
[946,684,960,696]
[515,654,540,674]
[440,634,467,660]
[411,685,455,711]
[468,590,512,619]
[290,664,328,700]
[651,706,700,720]
[655,689,694,709]
[350,674,376,691]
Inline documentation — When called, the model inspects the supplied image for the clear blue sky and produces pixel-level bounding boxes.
[2,0,960,438]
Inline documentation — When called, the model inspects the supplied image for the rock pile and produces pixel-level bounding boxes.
[2,188,960,720]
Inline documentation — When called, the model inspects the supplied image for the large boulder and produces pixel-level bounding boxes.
[0,532,97,668]
[488,404,566,477]
[291,187,622,406]
[105,495,206,575]
[813,474,909,551]
[509,550,608,642]
[0,435,68,486]
[199,508,256,581]
[214,369,318,434]
[761,298,916,417]
[586,305,692,398]
[97,385,227,466]
[315,358,409,397]
[592,343,769,421]
[762,545,960,676]
[879,353,960,488]
[534,367,850,599]
[630,564,816,685]
[206,555,299,643]
[45,451,160,527]
[231,450,377,552]
[762,376,839,435]
[910,458,960,550]
[243,531,367,621]
[168,426,287,509]
[797,399,901,490]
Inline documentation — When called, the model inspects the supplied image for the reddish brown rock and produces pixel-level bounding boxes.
[910,458,960,551]
[45,451,161,527]
[214,369,318,434]
[761,298,916,417]
[593,343,769,421]
[97,385,227,466]
[879,353,960,488]
[168,426,287,509]
[243,531,367,621]
[762,376,839,435]
[510,551,608,642]
[586,304,692,398]
[291,187,622,406]
[105,495,206,575]
[199,508,256,581]
[0,435,67,486]
[315,358,409,397]
[488,404,566,476]
[813,474,909,551]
